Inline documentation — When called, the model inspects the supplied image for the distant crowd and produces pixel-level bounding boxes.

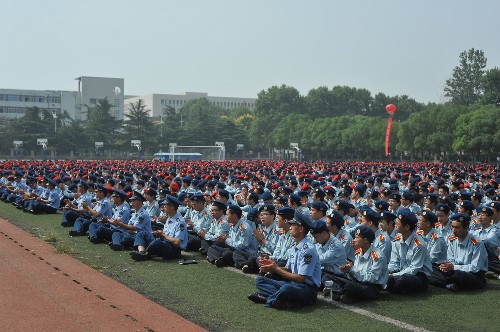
[1,159,499,309]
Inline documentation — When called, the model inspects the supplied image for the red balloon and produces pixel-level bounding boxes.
[385,104,396,114]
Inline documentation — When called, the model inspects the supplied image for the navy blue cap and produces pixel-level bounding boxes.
[402,191,414,201]
[259,204,275,214]
[326,210,344,229]
[476,206,493,216]
[129,190,146,202]
[335,200,350,213]
[246,208,259,220]
[289,194,302,205]
[459,200,474,212]
[288,210,314,230]
[227,204,242,215]
[277,206,295,220]
[160,194,182,208]
[354,185,366,195]
[111,189,128,200]
[435,203,451,214]
[144,187,157,197]
[420,210,437,225]
[260,191,273,201]
[450,213,471,224]
[310,220,329,234]
[190,193,204,202]
[389,193,401,201]
[375,200,389,211]
[218,189,230,198]
[363,208,381,222]
[425,193,439,202]
[354,225,375,243]
[458,192,473,200]
[380,210,396,222]
[310,201,328,213]
[78,180,89,189]
[45,176,57,187]
[490,201,500,211]
[95,184,110,193]
[212,201,227,211]
[396,209,417,227]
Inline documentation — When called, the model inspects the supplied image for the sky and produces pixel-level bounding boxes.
[1,0,499,104]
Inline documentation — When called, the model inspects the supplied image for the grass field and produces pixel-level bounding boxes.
[1,203,499,332]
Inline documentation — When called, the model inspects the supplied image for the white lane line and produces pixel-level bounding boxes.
[223,265,433,332]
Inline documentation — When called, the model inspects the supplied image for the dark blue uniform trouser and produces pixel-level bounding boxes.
[71,217,94,234]
[386,272,429,294]
[429,265,486,290]
[134,231,181,259]
[255,276,318,307]
[32,202,57,214]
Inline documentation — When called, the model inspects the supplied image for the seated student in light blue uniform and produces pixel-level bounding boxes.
[233,204,278,270]
[131,195,187,260]
[429,213,488,291]
[380,211,398,240]
[88,189,131,245]
[417,210,447,265]
[31,177,61,214]
[248,211,321,310]
[358,208,392,261]
[199,201,230,255]
[185,193,211,251]
[310,220,347,285]
[434,203,453,239]
[327,226,388,304]
[387,209,432,295]
[471,206,500,275]
[61,180,93,227]
[207,204,254,268]
[326,210,355,262]
[69,184,112,236]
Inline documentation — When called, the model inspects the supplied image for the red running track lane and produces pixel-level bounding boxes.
[0,218,206,332]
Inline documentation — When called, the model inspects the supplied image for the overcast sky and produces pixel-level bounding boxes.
[1,0,499,103]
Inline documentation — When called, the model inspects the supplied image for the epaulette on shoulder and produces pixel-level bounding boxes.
[239,224,245,231]
[339,234,345,241]
[378,233,384,241]
[370,250,378,261]
[355,248,362,255]
[416,229,424,235]
[414,238,422,247]
[449,235,457,241]
[431,233,437,241]
[434,222,441,228]
[393,234,402,242]
[470,237,478,246]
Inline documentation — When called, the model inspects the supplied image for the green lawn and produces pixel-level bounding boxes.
[1,203,499,332]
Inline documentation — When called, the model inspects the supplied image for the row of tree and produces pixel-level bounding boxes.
[0,48,498,161]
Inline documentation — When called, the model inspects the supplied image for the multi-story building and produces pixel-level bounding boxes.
[0,76,124,121]
[123,92,256,118]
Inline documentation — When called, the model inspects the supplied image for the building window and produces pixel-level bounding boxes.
[90,98,98,104]
[114,109,120,117]
[114,99,120,107]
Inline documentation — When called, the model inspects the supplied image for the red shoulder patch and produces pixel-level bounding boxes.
[414,238,422,247]
[470,237,478,245]
[416,230,424,235]
[393,234,402,242]
[354,248,362,255]
[431,233,437,241]
[279,229,285,235]
[339,235,345,241]
[449,235,457,241]
[370,250,378,261]
[378,233,384,241]
[434,222,441,228]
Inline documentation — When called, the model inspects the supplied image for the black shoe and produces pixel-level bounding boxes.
[69,230,82,236]
[242,265,252,273]
[215,259,225,268]
[89,237,101,244]
[130,251,150,261]
[110,244,123,251]
[271,300,292,310]
[446,283,460,292]
[247,293,267,304]
[339,294,356,304]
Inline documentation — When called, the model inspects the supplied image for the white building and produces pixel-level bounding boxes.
[124,92,256,118]
[0,76,124,121]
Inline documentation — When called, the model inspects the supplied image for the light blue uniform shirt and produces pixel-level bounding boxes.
[204,216,230,241]
[226,218,254,253]
[349,245,388,286]
[389,232,432,277]
[110,203,131,230]
[128,206,152,234]
[258,222,279,255]
[286,237,322,288]
[417,229,447,264]
[374,229,392,261]
[447,233,488,273]
[94,197,112,219]
[271,229,294,262]
[190,207,211,232]
[315,235,347,275]
[435,221,452,240]
[145,199,161,220]
[471,225,500,253]
[47,188,61,209]
[162,212,188,250]
[336,229,355,262]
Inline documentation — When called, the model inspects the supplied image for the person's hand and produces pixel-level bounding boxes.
[197,229,206,238]
[259,258,277,273]
[340,261,353,272]
[439,261,454,272]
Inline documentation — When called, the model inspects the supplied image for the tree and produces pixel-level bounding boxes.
[122,99,155,153]
[481,67,500,105]
[444,48,487,106]
[84,98,122,148]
